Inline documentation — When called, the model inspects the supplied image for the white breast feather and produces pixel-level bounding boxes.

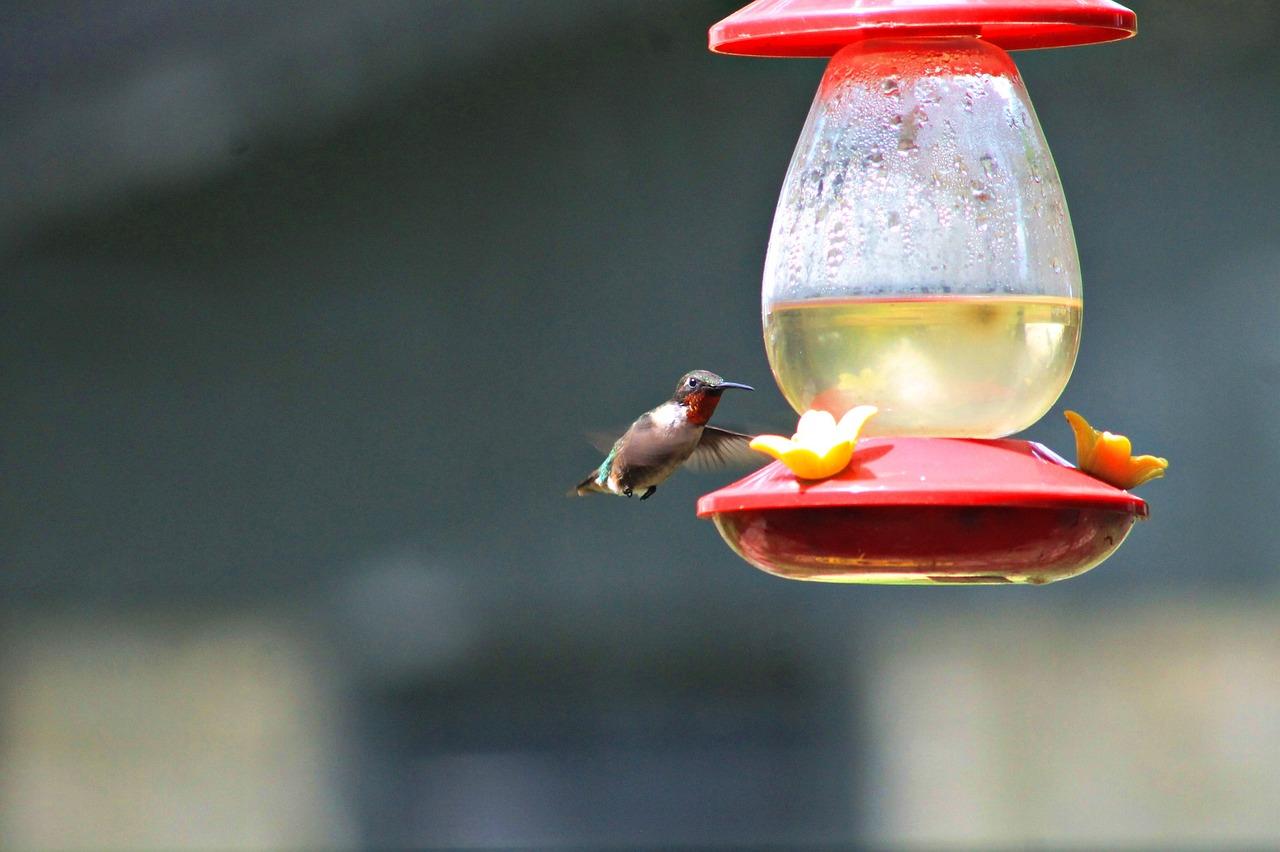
[652,402,685,430]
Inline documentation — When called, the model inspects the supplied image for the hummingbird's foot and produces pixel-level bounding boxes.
[623,488,634,498]
[639,486,657,500]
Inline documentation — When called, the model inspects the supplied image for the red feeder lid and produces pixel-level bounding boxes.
[697,438,1148,517]
[709,0,1138,56]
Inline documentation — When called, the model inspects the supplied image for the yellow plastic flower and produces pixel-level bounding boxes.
[749,406,879,480]
[1065,410,1168,490]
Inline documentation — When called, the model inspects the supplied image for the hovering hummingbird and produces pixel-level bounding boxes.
[574,370,756,500]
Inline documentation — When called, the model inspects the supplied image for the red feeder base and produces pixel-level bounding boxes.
[697,438,1147,585]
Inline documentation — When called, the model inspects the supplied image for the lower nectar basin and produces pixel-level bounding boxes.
[697,438,1147,585]
[712,504,1134,584]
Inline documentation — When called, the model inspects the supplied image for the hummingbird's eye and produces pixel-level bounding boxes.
[688,377,699,388]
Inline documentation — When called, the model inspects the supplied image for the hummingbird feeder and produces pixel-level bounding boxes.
[696,0,1146,584]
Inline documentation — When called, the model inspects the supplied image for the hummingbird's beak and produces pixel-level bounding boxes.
[717,381,754,392]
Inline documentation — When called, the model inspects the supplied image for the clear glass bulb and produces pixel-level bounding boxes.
[762,37,1082,437]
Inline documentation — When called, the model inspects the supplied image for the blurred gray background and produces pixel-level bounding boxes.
[2,1,1278,848]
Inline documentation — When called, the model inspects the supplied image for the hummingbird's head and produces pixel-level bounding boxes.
[673,370,753,424]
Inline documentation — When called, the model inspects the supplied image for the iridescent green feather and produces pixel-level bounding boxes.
[595,445,618,484]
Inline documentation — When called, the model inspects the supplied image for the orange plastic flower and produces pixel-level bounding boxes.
[749,406,878,480]
[1065,410,1168,490]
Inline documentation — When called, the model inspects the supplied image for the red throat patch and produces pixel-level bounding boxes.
[684,390,721,425]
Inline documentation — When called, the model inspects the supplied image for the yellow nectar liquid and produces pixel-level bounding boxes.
[764,294,1082,437]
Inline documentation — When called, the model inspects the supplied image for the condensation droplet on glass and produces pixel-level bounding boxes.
[980,153,997,179]
[881,76,900,96]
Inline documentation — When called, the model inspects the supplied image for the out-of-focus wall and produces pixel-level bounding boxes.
[862,605,1280,846]
[0,613,350,850]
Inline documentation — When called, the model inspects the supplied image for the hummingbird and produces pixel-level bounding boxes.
[574,370,756,500]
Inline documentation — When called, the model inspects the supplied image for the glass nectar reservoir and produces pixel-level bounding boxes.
[763,37,1080,437]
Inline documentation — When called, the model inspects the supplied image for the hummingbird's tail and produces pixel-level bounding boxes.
[571,473,609,497]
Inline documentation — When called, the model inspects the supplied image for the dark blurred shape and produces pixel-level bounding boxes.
[332,552,481,684]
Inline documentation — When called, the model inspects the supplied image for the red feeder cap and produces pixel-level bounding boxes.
[709,0,1138,56]
[697,438,1148,517]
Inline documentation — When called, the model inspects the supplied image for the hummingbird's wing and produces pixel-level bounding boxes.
[684,426,759,471]
[585,430,622,453]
